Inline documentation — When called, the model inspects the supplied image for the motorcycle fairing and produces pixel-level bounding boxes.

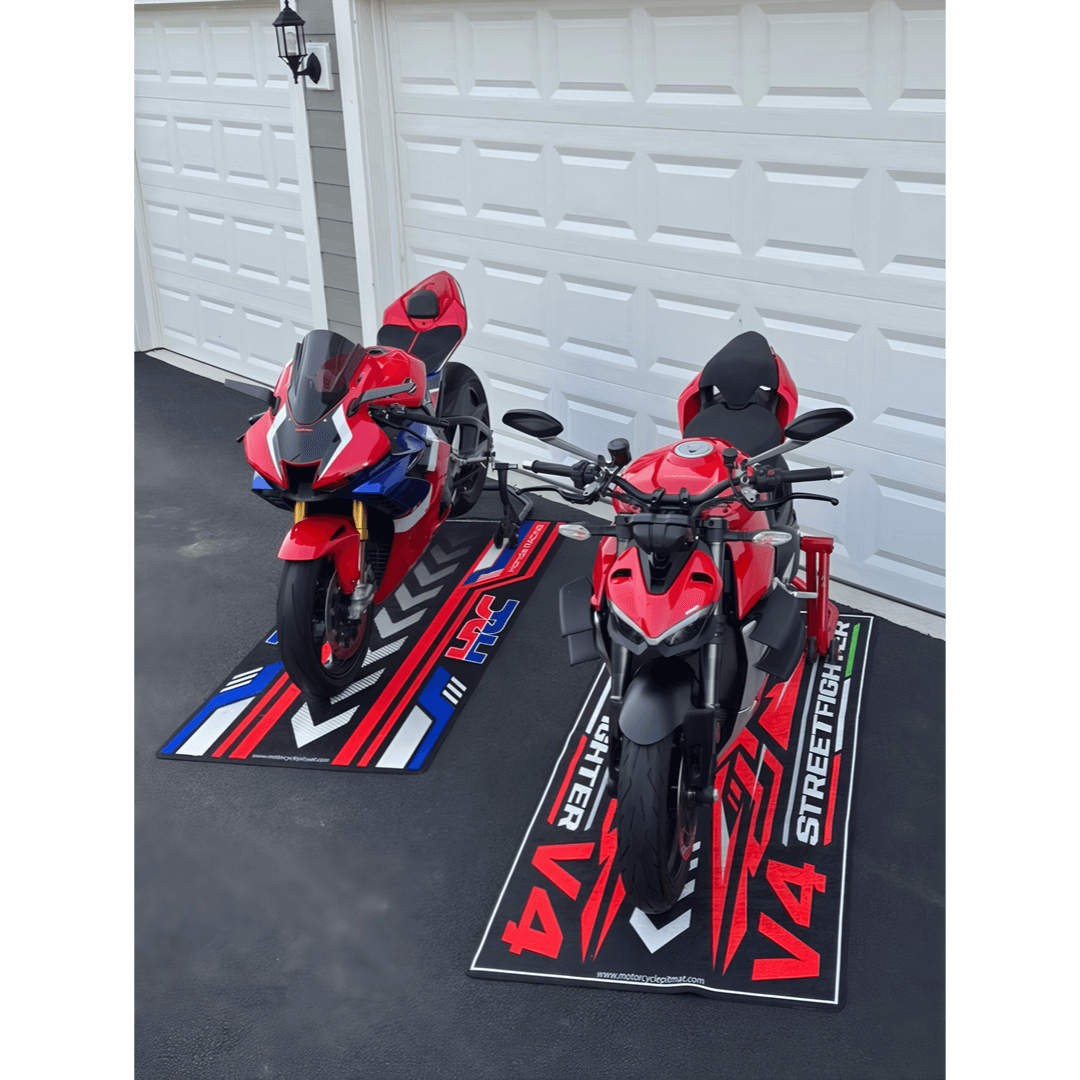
[558,577,602,666]
[591,536,618,608]
[278,514,361,594]
[676,330,798,438]
[748,583,806,680]
[725,508,773,618]
[376,271,467,389]
[605,547,721,644]
[243,345,427,492]
[373,437,452,604]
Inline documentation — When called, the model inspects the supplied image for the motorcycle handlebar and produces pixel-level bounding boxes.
[527,460,578,478]
[778,467,843,483]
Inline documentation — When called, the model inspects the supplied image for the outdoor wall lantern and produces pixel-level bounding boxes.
[273,1,321,84]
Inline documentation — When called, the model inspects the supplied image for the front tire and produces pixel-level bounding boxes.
[277,558,373,698]
[614,731,698,915]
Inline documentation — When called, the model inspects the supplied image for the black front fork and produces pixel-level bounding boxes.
[604,642,631,794]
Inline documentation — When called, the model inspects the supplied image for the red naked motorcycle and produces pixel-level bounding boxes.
[226,272,504,699]
[503,331,853,914]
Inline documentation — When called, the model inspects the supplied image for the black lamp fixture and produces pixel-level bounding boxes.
[273,1,321,84]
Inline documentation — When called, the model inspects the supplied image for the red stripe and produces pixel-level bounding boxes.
[230,684,301,759]
[211,673,290,758]
[331,591,477,766]
[547,735,588,825]
[330,533,522,767]
[823,752,842,845]
[354,525,561,768]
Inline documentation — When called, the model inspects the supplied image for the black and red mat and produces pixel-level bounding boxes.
[157,519,563,773]
[470,616,873,1008]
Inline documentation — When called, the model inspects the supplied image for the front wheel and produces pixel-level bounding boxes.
[614,731,698,915]
[277,558,374,698]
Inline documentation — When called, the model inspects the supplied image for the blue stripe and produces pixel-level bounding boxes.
[161,663,283,755]
[406,709,455,771]
[406,667,457,769]
[464,540,515,585]
[252,470,271,491]
[417,667,454,724]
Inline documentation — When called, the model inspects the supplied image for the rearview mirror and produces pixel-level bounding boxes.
[503,409,564,439]
[784,407,853,444]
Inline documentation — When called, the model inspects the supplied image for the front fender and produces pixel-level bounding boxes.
[618,657,695,746]
[277,514,360,593]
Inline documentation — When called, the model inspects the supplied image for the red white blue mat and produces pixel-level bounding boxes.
[470,616,873,1007]
[157,520,563,773]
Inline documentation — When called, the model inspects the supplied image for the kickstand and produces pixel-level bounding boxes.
[493,461,532,548]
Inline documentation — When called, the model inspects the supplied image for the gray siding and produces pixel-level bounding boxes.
[301,0,363,343]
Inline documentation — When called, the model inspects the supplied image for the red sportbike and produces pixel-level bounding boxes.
[226,272,504,699]
[504,331,853,914]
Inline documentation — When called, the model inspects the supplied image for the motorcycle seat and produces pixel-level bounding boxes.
[683,401,783,458]
[376,322,463,374]
[683,329,787,456]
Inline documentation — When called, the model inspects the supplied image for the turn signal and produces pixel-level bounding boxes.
[752,530,790,547]
[558,523,591,541]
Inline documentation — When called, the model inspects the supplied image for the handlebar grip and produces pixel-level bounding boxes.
[528,460,577,477]
[781,467,842,483]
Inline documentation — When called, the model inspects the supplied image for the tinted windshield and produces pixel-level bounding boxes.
[287,330,363,425]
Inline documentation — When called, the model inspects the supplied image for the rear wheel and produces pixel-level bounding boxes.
[277,558,374,698]
[614,731,698,915]
[438,362,490,517]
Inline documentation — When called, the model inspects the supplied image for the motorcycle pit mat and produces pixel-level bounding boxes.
[157,519,563,774]
[470,615,874,1008]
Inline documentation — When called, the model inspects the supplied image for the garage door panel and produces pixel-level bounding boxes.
[136,2,313,378]
[880,169,945,273]
[141,184,309,305]
[135,16,288,108]
[153,267,311,380]
[386,0,943,609]
[396,114,942,306]
[388,2,942,142]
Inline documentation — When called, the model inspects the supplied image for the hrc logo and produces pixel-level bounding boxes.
[446,593,520,664]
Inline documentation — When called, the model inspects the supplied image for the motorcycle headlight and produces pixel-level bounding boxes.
[608,601,712,648]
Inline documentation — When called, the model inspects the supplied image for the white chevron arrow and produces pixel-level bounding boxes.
[362,637,407,666]
[413,559,461,587]
[291,703,360,748]
[329,667,386,705]
[394,580,443,610]
[375,607,426,638]
[427,541,464,566]
[629,907,693,954]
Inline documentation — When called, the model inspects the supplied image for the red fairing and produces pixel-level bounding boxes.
[315,347,426,490]
[728,509,773,618]
[605,548,721,641]
[675,347,799,434]
[243,364,293,487]
[374,439,451,604]
[244,347,427,491]
[592,536,618,608]
[381,271,468,337]
[278,515,360,594]
[677,374,703,435]
[773,349,798,431]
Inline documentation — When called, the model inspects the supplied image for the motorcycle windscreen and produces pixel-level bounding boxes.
[287,330,364,425]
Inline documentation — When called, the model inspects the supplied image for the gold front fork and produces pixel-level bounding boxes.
[353,500,368,581]
[294,501,306,525]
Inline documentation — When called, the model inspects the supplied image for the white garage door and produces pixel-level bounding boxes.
[372,0,945,611]
[135,2,316,383]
